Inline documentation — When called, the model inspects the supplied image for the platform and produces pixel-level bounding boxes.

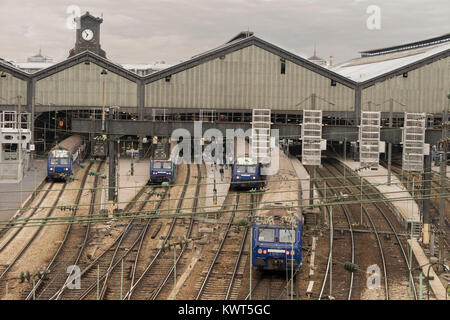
[408,239,448,300]
[104,158,150,210]
[0,158,47,221]
[203,163,231,213]
[338,157,421,224]
[290,156,316,207]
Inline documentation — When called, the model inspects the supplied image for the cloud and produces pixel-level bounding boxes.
[0,0,448,65]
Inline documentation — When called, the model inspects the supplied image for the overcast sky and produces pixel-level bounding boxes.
[0,0,449,65]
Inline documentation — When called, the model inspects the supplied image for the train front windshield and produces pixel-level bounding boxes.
[258,228,275,242]
[153,161,172,169]
[50,150,69,165]
[247,165,257,174]
[236,165,246,173]
[279,229,296,243]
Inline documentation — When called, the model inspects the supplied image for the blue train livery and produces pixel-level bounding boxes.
[149,159,177,184]
[47,135,85,180]
[149,139,177,184]
[231,157,262,189]
[251,204,303,271]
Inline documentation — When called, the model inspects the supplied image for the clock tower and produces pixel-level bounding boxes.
[70,11,106,58]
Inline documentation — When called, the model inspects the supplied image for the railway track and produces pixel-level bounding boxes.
[150,164,202,300]
[195,192,253,300]
[24,160,104,300]
[0,182,55,254]
[327,158,418,300]
[123,164,197,300]
[312,166,355,300]
[0,180,71,297]
[49,184,167,300]
[245,272,298,300]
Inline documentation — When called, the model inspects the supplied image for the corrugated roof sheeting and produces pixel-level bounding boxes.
[35,62,137,107]
[333,42,450,82]
[0,72,28,105]
[145,45,354,111]
[361,56,450,113]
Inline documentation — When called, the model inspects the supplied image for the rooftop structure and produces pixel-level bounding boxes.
[332,33,450,82]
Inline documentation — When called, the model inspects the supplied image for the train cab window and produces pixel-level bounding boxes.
[60,158,69,165]
[153,162,162,169]
[279,229,296,243]
[50,158,58,165]
[162,162,172,169]
[236,165,246,173]
[258,228,275,242]
[247,166,256,174]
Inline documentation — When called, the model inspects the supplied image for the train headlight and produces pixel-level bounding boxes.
[50,167,53,171]
[252,176,256,180]
[64,168,68,171]
[236,176,240,179]
[263,249,267,254]
[257,248,262,254]
[286,250,290,256]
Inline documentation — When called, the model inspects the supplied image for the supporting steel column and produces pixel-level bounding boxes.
[108,137,116,202]
[423,144,431,245]
[438,104,448,270]
[387,99,393,186]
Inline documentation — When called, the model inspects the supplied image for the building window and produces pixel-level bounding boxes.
[280,59,286,74]
[331,79,337,86]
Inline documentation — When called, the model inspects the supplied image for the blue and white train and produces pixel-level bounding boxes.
[47,135,86,180]
[251,153,303,271]
[149,138,177,184]
[231,157,263,189]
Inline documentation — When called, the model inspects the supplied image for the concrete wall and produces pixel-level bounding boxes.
[145,45,355,112]
[35,62,138,108]
[362,56,450,113]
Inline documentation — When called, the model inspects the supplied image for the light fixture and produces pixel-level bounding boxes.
[101,69,108,75]
[0,72,6,78]
[403,72,408,78]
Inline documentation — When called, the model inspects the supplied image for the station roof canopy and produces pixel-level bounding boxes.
[144,33,356,88]
[332,33,450,84]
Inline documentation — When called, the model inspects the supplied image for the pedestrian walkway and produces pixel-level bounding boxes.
[0,158,47,221]
[104,158,150,210]
[338,157,420,223]
[204,164,231,213]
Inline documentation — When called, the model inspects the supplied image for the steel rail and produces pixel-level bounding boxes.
[195,192,240,300]
[150,164,202,300]
[322,163,388,300]
[0,182,55,253]
[25,161,102,300]
[123,164,191,300]
[49,184,157,299]
[0,181,68,292]
[330,159,418,300]
[314,166,355,300]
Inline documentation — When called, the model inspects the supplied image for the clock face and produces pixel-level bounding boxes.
[81,29,94,41]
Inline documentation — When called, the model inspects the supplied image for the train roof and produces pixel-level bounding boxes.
[236,157,257,165]
[255,203,300,228]
[50,135,83,155]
